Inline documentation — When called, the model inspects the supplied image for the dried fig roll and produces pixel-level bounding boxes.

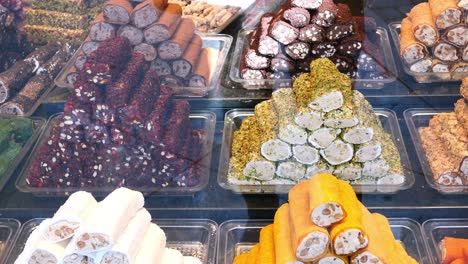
[134,43,157,61]
[284,7,310,28]
[443,25,468,47]
[171,34,202,79]
[131,0,163,29]
[162,100,191,154]
[151,58,172,76]
[252,14,280,56]
[144,94,173,144]
[299,24,325,43]
[103,0,133,25]
[400,18,429,65]
[0,42,60,103]
[429,0,462,29]
[120,68,160,125]
[117,25,144,46]
[157,18,195,60]
[286,41,310,60]
[311,0,338,27]
[433,42,459,61]
[144,3,182,44]
[241,68,267,79]
[106,52,146,109]
[408,3,439,47]
[89,13,116,42]
[432,59,452,72]
[82,39,100,56]
[326,22,354,41]
[75,55,87,71]
[189,48,218,87]
[311,43,336,58]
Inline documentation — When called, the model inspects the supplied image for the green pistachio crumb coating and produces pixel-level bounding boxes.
[254,100,278,141]
[25,9,87,30]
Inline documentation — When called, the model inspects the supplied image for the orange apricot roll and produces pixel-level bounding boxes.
[308,174,348,227]
[274,204,304,264]
[257,224,275,264]
[316,253,349,264]
[440,237,468,264]
[289,181,330,262]
[233,253,249,264]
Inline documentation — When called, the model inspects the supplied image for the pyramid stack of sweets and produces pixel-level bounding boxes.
[14,188,202,264]
[22,0,107,45]
[229,58,404,186]
[0,42,75,116]
[233,174,419,264]
[419,77,468,187]
[26,37,206,189]
[0,118,33,177]
[399,0,468,76]
[65,0,218,90]
[239,0,387,81]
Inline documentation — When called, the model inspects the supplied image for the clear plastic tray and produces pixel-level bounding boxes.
[54,35,233,97]
[422,218,468,264]
[217,219,430,264]
[229,28,397,90]
[15,111,216,196]
[190,0,256,34]
[6,218,217,264]
[217,108,414,194]
[0,116,45,193]
[0,218,21,264]
[389,22,466,84]
[404,108,467,194]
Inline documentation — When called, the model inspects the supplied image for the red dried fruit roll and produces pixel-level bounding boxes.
[106,52,146,110]
[111,126,136,145]
[86,36,132,76]
[59,117,85,144]
[72,76,104,104]
[120,68,161,125]
[84,123,111,145]
[162,100,191,154]
[94,103,118,125]
[311,0,338,27]
[144,94,173,144]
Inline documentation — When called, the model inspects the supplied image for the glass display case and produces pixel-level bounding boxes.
[0,0,467,263]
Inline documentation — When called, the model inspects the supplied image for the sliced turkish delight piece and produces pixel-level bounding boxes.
[157,18,195,60]
[408,3,439,47]
[261,139,292,161]
[409,59,432,72]
[334,163,362,181]
[319,139,353,165]
[305,160,335,179]
[430,0,463,29]
[310,43,336,58]
[337,40,362,56]
[243,160,276,181]
[326,22,354,41]
[354,143,382,162]
[118,25,144,46]
[309,91,343,112]
[286,41,310,60]
[433,42,459,62]
[362,159,390,178]
[277,161,306,181]
[292,0,322,9]
[131,1,163,29]
[89,13,116,42]
[331,55,355,73]
[443,25,468,47]
[269,20,299,45]
[343,127,374,144]
[377,174,405,185]
[284,7,310,28]
[273,89,308,145]
[245,49,270,70]
[151,58,172,76]
[103,0,133,25]
[432,60,452,72]
[311,0,338,27]
[293,145,319,165]
[299,24,325,43]
[308,128,340,149]
[241,69,266,79]
[295,109,323,131]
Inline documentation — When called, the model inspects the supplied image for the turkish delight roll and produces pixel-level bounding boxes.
[132,0,163,29]
[254,14,280,57]
[289,181,329,262]
[272,89,307,145]
[158,17,195,60]
[103,0,133,25]
[144,3,182,44]
[0,42,60,103]
[134,223,166,264]
[443,25,468,47]
[89,13,116,42]
[311,0,338,27]
[429,0,462,29]
[118,25,144,46]
[106,52,145,109]
[62,241,96,264]
[317,255,348,264]
[329,182,368,255]
[307,173,347,227]
[408,3,439,47]
[74,188,144,252]
[163,100,191,154]
[161,248,184,264]
[171,34,202,79]
[14,219,53,263]
[44,191,97,242]
[189,48,218,87]
[284,7,310,28]
[433,42,459,62]
[100,209,151,263]
[144,94,173,144]
[274,204,304,264]
[299,24,325,43]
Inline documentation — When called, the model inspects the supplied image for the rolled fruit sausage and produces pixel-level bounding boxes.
[274,204,305,264]
[269,4,300,45]
[399,18,428,65]
[289,181,330,262]
[74,188,144,252]
[299,24,325,43]
[443,25,468,47]
[286,41,311,60]
[134,43,157,61]
[151,58,172,76]
[82,39,100,56]
[133,224,166,264]
[433,42,459,62]
[292,0,322,9]
[103,0,133,25]
[89,13,116,42]
[144,3,182,44]
[252,13,280,57]
[189,47,218,87]
[257,225,275,263]
[157,17,195,60]
[284,7,310,28]
[428,0,462,29]
[144,94,173,144]
[131,0,164,29]
[117,25,144,46]
[171,34,202,78]
[100,209,151,263]
[310,0,338,27]
[272,89,307,145]
[408,3,439,47]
